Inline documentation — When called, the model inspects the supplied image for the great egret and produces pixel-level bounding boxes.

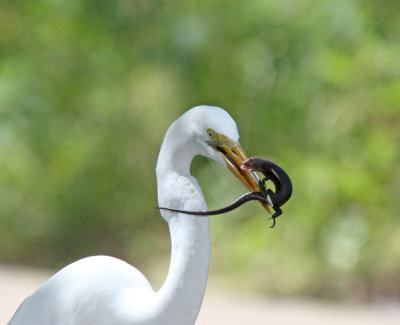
[9,105,267,325]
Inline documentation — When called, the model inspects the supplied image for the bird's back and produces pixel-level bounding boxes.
[9,256,154,325]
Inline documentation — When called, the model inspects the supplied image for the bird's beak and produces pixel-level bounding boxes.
[208,132,271,214]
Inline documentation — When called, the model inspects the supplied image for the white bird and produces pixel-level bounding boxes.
[9,106,268,325]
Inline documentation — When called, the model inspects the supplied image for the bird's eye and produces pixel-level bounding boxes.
[206,128,214,138]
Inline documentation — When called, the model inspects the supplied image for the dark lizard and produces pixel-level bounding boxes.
[241,157,292,228]
[158,157,292,228]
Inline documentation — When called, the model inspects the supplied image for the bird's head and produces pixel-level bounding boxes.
[179,105,270,214]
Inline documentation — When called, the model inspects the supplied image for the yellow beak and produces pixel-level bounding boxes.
[208,130,271,214]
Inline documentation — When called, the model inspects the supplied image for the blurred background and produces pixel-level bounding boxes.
[0,0,399,308]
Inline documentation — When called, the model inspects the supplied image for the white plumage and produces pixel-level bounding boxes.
[9,106,262,325]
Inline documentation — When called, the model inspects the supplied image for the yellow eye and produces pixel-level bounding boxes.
[206,128,214,138]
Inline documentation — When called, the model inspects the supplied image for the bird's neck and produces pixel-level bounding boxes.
[155,214,210,324]
[153,128,210,324]
[156,119,197,176]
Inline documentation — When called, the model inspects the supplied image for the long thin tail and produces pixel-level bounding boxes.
[157,192,269,216]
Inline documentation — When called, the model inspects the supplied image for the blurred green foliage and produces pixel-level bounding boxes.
[0,0,399,300]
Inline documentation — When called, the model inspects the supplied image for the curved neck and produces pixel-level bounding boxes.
[156,120,195,177]
[152,123,210,324]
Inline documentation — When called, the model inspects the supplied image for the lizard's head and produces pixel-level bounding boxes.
[240,157,262,171]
